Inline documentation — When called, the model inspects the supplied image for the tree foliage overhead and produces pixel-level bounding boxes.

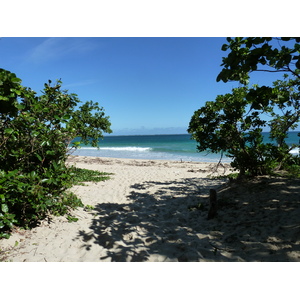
[217,37,300,84]
[189,37,300,177]
[0,68,112,237]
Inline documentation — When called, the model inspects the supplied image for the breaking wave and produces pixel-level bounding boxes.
[79,146,152,152]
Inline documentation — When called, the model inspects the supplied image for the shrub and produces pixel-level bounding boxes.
[0,69,112,238]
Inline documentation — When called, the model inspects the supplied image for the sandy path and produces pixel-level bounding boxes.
[1,156,300,262]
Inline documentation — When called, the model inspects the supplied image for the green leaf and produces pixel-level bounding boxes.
[1,204,9,213]
[72,141,81,147]
[67,215,78,222]
[11,76,21,83]
[4,128,14,135]
[46,150,55,156]
[221,44,229,51]
[16,103,25,110]
[36,154,43,162]
[0,233,11,239]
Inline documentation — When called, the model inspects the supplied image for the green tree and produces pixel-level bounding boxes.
[189,38,300,177]
[217,37,300,85]
[0,69,112,237]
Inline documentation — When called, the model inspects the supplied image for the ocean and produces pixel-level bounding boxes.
[71,132,300,163]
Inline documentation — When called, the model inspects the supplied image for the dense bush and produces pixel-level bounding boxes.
[188,84,300,176]
[0,68,112,238]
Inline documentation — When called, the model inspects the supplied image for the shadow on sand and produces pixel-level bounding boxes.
[77,176,300,262]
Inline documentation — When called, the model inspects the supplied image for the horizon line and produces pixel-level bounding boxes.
[103,130,300,137]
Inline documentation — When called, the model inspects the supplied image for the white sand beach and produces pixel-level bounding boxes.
[1,156,300,262]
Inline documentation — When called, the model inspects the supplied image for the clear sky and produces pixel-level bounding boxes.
[0,37,297,135]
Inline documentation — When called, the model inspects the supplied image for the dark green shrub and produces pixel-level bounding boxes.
[0,69,112,238]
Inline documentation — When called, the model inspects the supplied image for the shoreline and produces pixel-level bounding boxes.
[67,154,231,166]
[70,148,232,163]
[1,156,300,262]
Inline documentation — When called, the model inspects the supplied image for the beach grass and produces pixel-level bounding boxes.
[71,167,113,185]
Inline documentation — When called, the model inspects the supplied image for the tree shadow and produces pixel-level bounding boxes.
[214,177,300,261]
[76,177,226,261]
[76,176,300,262]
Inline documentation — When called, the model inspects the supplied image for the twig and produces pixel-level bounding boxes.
[211,152,227,174]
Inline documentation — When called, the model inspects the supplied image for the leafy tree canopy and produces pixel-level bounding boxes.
[217,37,300,85]
[189,38,300,177]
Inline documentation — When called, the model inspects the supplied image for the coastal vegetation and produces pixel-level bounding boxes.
[189,37,300,177]
[0,68,112,238]
[71,167,113,185]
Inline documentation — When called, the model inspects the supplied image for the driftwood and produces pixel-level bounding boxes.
[207,189,218,220]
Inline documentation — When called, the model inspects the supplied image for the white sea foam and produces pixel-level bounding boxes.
[76,146,152,152]
[72,147,232,162]
[101,147,151,152]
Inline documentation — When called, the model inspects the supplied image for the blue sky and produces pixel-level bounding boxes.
[0,37,297,135]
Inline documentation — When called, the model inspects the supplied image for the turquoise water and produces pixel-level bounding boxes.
[71,132,300,162]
